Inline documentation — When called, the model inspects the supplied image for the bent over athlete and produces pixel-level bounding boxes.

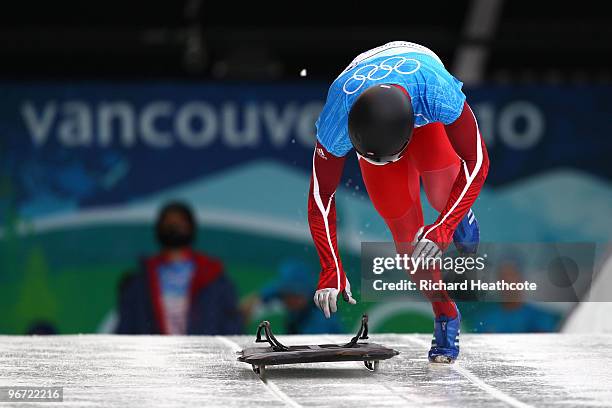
[308,41,489,362]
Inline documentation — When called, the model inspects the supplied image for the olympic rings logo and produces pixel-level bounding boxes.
[342,56,421,95]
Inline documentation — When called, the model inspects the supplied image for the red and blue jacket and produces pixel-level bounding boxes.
[116,250,243,335]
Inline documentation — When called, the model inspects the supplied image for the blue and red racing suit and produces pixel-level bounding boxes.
[308,41,489,302]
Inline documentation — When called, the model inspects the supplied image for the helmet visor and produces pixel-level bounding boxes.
[359,140,409,165]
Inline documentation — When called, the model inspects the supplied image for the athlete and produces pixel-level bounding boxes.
[308,41,489,363]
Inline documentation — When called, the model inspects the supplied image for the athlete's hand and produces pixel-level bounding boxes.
[412,224,454,260]
[313,284,357,319]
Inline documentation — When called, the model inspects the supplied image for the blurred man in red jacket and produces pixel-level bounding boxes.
[117,202,243,335]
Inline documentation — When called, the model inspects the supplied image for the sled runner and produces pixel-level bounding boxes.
[237,315,399,379]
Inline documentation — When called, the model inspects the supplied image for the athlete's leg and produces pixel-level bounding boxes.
[406,123,461,318]
[408,122,461,213]
[358,153,454,316]
[358,152,422,243]
[405,124,463,362]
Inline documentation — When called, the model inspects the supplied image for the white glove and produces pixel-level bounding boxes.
[313,284,357,319]
[412,226,443,260]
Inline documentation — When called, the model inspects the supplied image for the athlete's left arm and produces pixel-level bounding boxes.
[419,101,490,250]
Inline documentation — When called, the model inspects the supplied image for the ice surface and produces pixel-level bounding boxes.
[1,333,611,407]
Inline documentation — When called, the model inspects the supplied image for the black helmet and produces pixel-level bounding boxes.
[348,84,414,163]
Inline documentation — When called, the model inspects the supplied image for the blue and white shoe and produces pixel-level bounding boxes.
[453,209,479,255]
[429,304,461,363]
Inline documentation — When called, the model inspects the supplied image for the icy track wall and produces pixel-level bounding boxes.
[0,83,610,334]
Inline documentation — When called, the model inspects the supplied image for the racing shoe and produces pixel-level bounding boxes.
[453,209,479,255]
[428,304,461,363]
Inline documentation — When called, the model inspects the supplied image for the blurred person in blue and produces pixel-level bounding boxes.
[242,260,344,334]
[116,201,243,335]
[476,255,560,333]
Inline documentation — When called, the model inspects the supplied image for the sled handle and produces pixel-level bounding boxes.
[255,321,289,351]
[343,314,369,348]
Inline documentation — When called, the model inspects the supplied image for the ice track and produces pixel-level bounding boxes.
[1,333,611,407]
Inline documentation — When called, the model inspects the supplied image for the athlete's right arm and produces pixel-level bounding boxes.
[308,141,356,318]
